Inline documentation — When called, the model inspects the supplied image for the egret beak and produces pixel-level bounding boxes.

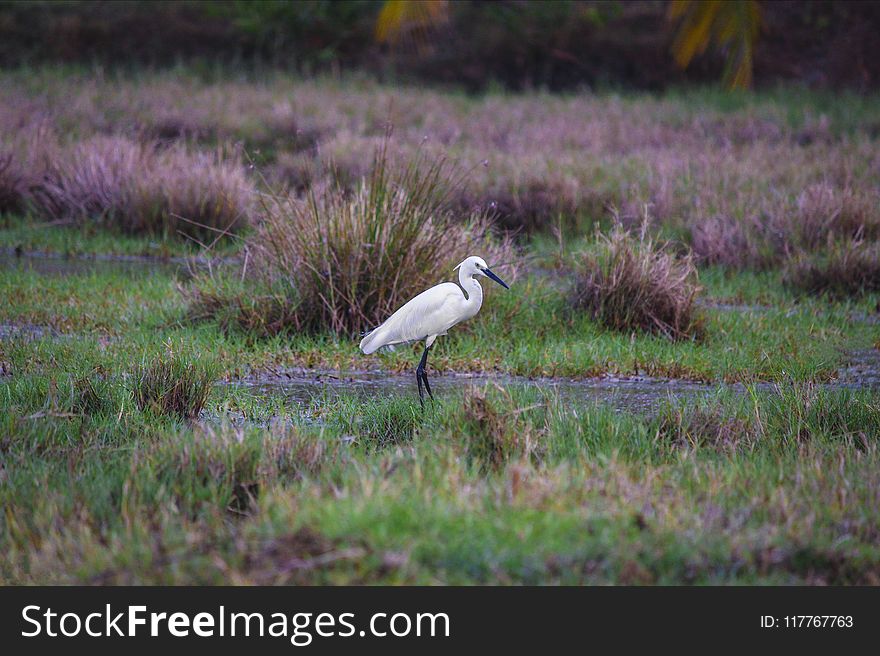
[484,267,510,289]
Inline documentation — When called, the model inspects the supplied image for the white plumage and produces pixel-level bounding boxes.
[359,255,510,403]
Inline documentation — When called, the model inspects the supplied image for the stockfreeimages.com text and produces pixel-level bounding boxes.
[21,605,450,645]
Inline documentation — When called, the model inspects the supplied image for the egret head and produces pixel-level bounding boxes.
[454,255,510,289]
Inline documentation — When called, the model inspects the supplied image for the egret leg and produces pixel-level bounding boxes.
[422,365,434,401]
[415,343,433,406]
[416,367,425,406]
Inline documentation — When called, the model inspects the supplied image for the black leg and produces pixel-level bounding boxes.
[416,368,425,406]
[415,343,431,406]
[422,368,434,401]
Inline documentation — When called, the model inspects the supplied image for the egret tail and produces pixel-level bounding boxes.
[359,327,387,355]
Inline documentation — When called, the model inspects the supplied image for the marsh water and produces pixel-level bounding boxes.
[231,369,729,415]
[0,249,192,278]
[3,251,879,417]
[227,349,880,419]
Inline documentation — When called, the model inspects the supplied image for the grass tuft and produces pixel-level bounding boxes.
[459,386,542,470]
[145,424,336,515]
[189,142,517,337]
[0,150,28,215]
[690,214,770,269]
[570,224,703,340]
[70,373,115,417]
[656,405,758,453]
[784,240,880,298]
[327,396,423,450]
[131,345,215,420]
[792,183,880,249]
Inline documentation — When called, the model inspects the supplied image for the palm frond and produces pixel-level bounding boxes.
[375,0,449,51]
[669,0,762,89]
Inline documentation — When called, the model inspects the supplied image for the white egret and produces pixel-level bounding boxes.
[359,255,510,404]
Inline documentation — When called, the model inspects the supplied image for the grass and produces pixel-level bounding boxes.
[458,385,543,470]
[26,136,254,238]
[1,71,879,585]
[784,240,880,298]
[0,214,219,258]
[188,143,516,337]
[0,150,27,215]
[1,257,875,383]
[0,246,876,584]
[2,71,879,264]
[2,375,879,584]
[570,224,703,340]
[131,343,216,420]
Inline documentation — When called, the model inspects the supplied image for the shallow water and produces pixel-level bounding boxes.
[228,346,880,418]
[0,250,194,278]
[228,370,725,415]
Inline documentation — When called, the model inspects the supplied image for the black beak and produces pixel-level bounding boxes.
[484,267,510,289]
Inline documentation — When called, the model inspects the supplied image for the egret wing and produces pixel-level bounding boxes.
[359,282,463,354]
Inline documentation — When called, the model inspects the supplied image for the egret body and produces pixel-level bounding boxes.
[359,255,510,403]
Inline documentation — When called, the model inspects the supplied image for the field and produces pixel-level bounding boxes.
[1,70,879,584]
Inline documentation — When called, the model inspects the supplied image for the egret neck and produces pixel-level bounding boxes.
[458,262,484,320]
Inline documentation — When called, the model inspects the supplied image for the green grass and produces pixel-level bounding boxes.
[1,240,878,584]
[0,215,228,258]
[2,377,879,584]
[0,258,875,384]
[2,75,880,584]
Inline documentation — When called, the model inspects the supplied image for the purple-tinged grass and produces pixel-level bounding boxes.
[31,135,253,238]
[784,240,880,298]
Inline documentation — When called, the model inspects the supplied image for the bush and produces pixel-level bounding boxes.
[189,143,517,337]
[571,225,703,340]
[33,136,252,238]
[784,240,880,298]
[131,346,215,420]
[0,127,52,216]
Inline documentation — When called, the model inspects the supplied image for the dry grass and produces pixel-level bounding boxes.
[0,125,53,216]
[2,73,879,265]
[32,135,253,238]
[145,424,338,515]
[691,183,880,270]
[784,240,880,298]
[570,224,703,340]
[791,183,880,249]
[690,214,771,269]
[0,150,28,215]
[190,143,517,337]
